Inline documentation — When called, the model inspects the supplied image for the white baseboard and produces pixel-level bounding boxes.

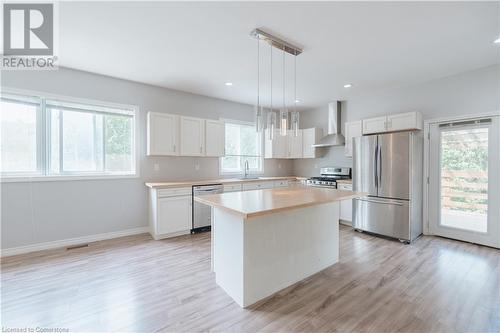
[1,226,150,258]
[339,220,352,227]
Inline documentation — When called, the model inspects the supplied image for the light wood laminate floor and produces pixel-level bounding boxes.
[2,226,499,333]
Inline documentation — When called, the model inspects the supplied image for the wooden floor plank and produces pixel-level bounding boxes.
[2,226,499,333]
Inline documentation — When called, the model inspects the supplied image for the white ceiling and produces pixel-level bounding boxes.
[59,1,500,109]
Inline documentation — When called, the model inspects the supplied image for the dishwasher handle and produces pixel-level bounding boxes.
[193,184,223,194]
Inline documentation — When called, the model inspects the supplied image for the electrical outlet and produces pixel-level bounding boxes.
[154,163,160,171]
[195,163,200,171]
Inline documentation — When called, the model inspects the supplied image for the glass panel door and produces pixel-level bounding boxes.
[428,116,500,248]
[440,127,488,232]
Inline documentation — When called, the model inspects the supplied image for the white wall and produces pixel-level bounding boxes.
[1,67,293,250]
[293,64,500,176]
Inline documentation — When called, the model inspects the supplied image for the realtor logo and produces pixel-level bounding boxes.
[3,3,53,55]
[2,2,57,70]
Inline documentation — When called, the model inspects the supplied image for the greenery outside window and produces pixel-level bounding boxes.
[1,92,137,180]
[220,120,263,175]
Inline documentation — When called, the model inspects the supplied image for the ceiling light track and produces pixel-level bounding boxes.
[250,28,302,56]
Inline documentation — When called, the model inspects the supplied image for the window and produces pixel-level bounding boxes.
[220,120,263,175]
[0,95,40,174]
[1,92,137,179]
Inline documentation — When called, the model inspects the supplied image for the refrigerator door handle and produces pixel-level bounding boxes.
[356,197,404,206]
[374,145,379,188]
[378,145,382,186]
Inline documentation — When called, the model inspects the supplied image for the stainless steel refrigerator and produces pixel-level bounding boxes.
[352,131,423,243]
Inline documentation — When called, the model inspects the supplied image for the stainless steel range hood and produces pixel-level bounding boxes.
[312,101,345,147]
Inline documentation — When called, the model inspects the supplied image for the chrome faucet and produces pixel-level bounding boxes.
[244,160,249,178]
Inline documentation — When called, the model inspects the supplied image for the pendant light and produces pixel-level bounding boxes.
[250,28,302,139]
[291,49,300,137]
[255,38,264,133]
[279,46,288,137]
[267,41,276,140]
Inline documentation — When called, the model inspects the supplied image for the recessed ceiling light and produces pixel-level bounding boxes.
[343,84,352,88]
[295,99,301,103]
[494,38,500,44]
[225,82,233,86]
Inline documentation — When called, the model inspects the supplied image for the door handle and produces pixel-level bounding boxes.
[378,146,382,186]
[374,145,379,188]
[356,198,404,206]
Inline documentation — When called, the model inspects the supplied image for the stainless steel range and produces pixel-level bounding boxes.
[306,167,351,188]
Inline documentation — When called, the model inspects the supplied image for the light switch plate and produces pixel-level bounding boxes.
[195,163,200,171]
[154,163,160,171]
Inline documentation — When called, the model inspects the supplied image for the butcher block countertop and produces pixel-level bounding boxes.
[145,176,305,189]
[194,187,366,219]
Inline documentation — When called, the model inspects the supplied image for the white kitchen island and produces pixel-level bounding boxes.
[195,186,365,308]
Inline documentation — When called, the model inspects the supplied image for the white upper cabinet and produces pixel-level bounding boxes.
[362,116,388,135]
[302,128,323,158]
[265,127,322,159]
[147,112,179,156]
[264,129,287,159]
[180,116,205,156]
[345,121,362,157]
[205,120,225,157]
[362,111,423,135]
[287,130,303,158]
[387,112,423,132]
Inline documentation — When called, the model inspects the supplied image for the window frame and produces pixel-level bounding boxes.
[219,119,264,176]
[1,88,140,182]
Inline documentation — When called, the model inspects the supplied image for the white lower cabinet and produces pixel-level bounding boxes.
[338,183,353,224]
[223,183,243,192]
[157,196,192,235]
[148,180,295,240]
[242,181,275,191]
[150,187,192,239]
[273,180,290,188]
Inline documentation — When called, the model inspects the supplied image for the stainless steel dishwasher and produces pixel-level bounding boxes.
[192,184,223,233]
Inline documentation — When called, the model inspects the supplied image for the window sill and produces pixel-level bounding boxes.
[1,173,140,183]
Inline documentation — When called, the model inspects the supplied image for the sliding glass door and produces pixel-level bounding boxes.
[428,116,500,248]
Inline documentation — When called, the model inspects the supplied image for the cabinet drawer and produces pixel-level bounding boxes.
[337,184,353,191]
[273,180,290,188]
[223,183,242,192]
[158,187,192,198]
[242,181,274,191]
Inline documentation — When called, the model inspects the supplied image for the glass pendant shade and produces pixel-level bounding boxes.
[280,109,289,136]
[291,111,300,137]
[267,111,276,140]
[255,105,264,133]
